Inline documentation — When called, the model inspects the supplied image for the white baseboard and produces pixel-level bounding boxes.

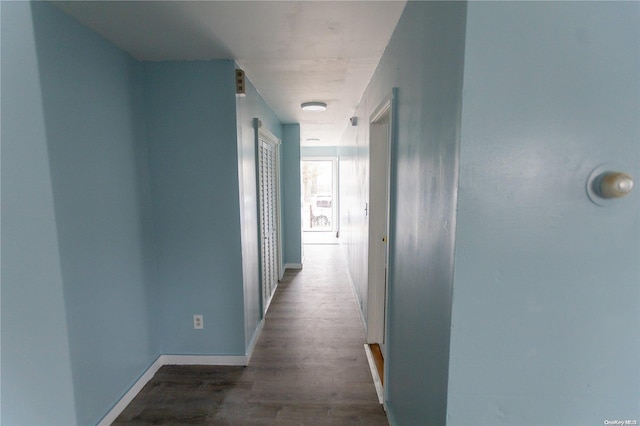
[161,354,248,366]
[345,264,367,333]
[245,319,264,363]
[364,344,384,404]
[97,352,252,425]
[264,284,277,313]
[97,356,164,426]
[284,263,303,270]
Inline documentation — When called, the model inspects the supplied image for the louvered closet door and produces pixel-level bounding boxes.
[258,131,280,314]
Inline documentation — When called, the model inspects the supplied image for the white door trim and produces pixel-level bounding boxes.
[366,90,397,357]
[301,157,339,233]
[255,119,282,316]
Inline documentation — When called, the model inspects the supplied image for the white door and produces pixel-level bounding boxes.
[258,127,281,315]
[367,93,394,356]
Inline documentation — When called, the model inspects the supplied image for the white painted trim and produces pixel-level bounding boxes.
[245,319,264,363]
[263,281,277,314]
[284,263,303,270]
[364,344,384,404]
[97,353,251,425]
[366,89,396,350]
[256,119,283,317]
[257,123,281,147]
[161,354,248,366]
[301,157,339,234]
[344,255,367,333]
[97,356,164,426]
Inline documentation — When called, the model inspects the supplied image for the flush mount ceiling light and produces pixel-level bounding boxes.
[305,138,321,143]
[301,101,327,112]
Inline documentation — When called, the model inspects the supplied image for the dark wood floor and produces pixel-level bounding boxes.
[113,245,388,425]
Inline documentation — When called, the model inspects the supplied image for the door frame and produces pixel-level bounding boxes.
[255,118,282,317]
[366,89,397,356]
[301,157,339,233]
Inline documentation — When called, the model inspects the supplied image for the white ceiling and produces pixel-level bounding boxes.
[53,1,406,146]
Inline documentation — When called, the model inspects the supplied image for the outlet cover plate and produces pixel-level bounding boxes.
[193,314,203,329]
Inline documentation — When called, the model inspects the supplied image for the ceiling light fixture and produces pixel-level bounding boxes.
[301,101,327,112]
[305,138,321,143]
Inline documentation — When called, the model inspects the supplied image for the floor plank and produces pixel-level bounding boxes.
[113,245,387,425]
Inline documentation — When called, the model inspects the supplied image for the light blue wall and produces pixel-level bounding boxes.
[2,2,162,424]
[1,2,78,424]
[342,2,639,424]
[2,3,289,423]
[448,2,640,425]
[282,124,302,266]
[235,72,284,346]
[338,124,369,316]
[338,2,467,424]
[144,60,246,355]
[30,3,160,424]
[301,145,337,158]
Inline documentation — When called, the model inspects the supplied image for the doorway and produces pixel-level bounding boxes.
[366,90,395,391]
[257,124,282,316]
[301,158,338,245]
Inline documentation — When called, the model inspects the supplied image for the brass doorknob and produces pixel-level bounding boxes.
[596,172,634,199]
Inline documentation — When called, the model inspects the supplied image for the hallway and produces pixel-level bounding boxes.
[113,245,387,425]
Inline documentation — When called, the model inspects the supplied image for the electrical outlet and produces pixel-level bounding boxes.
[193,314,203,329]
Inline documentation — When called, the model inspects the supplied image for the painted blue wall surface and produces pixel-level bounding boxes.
[282,124,302,266]
[0,2,78,424]
[29,3,160,424]
[448,2,640,425]
[338,2,466,424]
[143,61,246,356]
[301,145,337,158]
[338,123,369,317]
[7,1,637,425]
[2,2,287,423]
[235,72,284,347]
